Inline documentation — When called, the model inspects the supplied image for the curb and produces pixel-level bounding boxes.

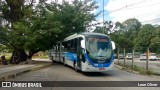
[0,63,52,81]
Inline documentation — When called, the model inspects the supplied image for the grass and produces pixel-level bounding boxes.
[116,62,156,75]
[133,65,146,75]
[32,55,49,59]
[0,53,49,62]
[5,56,11,61]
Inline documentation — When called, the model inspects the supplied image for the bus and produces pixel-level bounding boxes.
[49,32,115,72]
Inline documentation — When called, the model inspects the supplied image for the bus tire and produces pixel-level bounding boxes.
[52,60,54,64]
[63,58,66,66]
[73,61,78,72]
[51,56,55,64]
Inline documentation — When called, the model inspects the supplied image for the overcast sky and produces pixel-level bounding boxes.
[104,0,160,25]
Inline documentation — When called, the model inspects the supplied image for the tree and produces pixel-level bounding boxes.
[150,26,160,53]
[0,6,2,30]
[134,24,155,52]
[0,0,98,63]
[122,18,141,41]
[94,26,103,33]
[58,0,98,36]
[26,0,98,58]
[110,21,134,50]
[0,0,35,63]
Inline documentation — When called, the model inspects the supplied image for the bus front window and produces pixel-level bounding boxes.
[86,37,112,63]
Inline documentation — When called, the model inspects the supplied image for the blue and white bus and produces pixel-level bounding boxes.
[49,32,115,72]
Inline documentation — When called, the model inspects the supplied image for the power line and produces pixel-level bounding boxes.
[99,9,160,20]
[126,3,160,9]
[97,0,160,25]
[132,10,160,18]
[108,0,150,13]
[98,0,149,17]
[142,18,160,23]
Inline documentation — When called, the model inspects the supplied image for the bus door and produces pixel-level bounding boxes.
[55,45,58,62]
[77,37,83,70]
[59,42,64,63]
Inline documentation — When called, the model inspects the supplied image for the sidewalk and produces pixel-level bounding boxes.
[0,59,52,81]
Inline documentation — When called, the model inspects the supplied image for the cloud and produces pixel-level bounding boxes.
[105,0,160,25]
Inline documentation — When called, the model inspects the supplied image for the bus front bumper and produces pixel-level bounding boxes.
[81,62,114,72]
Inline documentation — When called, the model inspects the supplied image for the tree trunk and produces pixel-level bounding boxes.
[10,49,28,64]
[28,49,40,59]
[10,49,40,64]
[28,51,35,59]
[27,50,40,64]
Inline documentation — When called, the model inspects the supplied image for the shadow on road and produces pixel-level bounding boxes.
[81,72,108,77]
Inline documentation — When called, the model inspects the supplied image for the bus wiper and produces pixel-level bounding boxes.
[97,56,105,57]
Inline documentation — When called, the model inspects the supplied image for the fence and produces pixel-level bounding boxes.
[114,48,160,75]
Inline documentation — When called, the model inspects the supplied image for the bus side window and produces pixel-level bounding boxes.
[77,38,80,53]
[77,37,83,52]
[67,41,71,51]
[74,38,77,52]
[70,39,74,52]
[62,42,66,51]
[77,37,85,62]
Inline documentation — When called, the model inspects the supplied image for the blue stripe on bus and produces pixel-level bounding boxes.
[84,53,114,67]
[64,52,78,62]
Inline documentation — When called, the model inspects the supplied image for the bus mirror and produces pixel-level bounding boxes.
[81,40,85,49]
[111,41,115,50]
[62,45,64,50]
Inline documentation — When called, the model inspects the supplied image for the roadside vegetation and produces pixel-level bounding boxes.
[117,63,159,76]
[32,51,49,59]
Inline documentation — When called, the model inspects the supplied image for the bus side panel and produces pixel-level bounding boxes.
[49,48,56,62]
[64,52,78,67]
[51,45,61,63]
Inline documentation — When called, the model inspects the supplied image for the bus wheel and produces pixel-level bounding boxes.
[52,60,55,64]
[73,61,78,72]
[51,56,55,64]
[63,59,66,66]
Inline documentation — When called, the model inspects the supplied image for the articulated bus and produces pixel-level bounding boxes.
[49,32,115,72]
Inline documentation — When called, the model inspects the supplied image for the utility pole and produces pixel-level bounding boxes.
[0,0,2,28]
[146,48,149,72]
[123,48,126,67]
[117,48,119,65]
[103,0,105,34]
[132,49,134,69]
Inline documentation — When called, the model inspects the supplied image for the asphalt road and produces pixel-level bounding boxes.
[1,63,160,90]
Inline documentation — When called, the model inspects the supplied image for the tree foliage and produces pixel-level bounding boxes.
[110,18,141,50]
[111,18,160,53]
[0,0,98,63]
[134,24,155,52]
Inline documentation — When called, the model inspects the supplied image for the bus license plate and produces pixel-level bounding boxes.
[99,68,105,70]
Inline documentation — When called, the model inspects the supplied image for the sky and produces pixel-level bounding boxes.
[96,0,160,25]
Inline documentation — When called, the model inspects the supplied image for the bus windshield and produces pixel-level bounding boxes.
[86,36,112,62]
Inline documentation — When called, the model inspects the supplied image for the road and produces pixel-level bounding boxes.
[115,58,160,74]
[1,62,160,90]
